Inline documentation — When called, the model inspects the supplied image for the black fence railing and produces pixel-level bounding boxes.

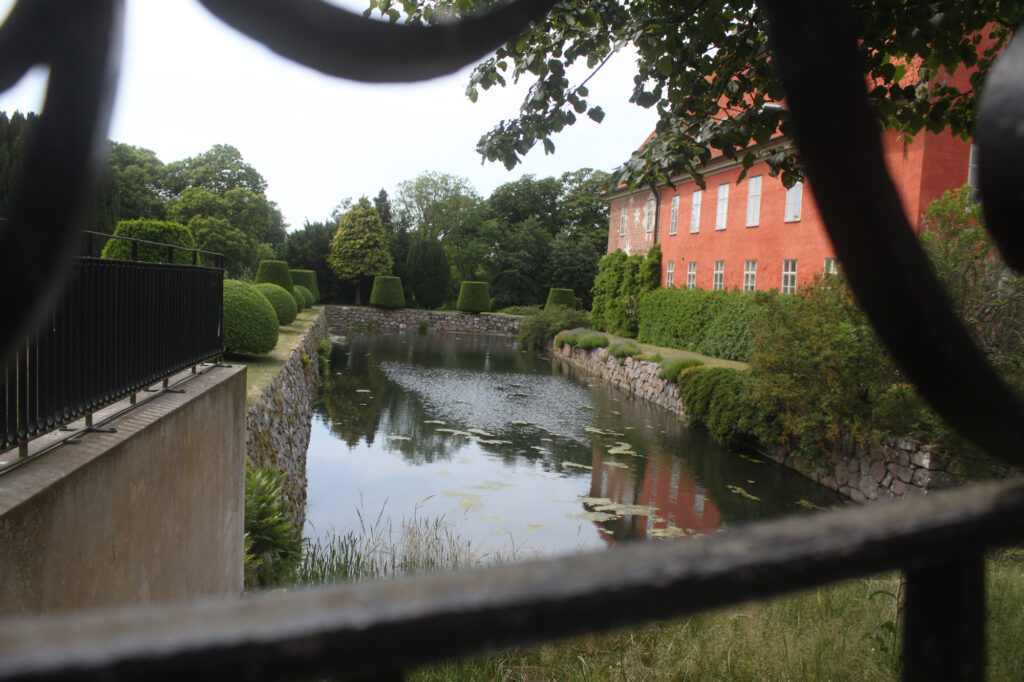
[1,234,224,453]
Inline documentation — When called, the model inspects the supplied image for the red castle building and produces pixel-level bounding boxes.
[606,65,979,292]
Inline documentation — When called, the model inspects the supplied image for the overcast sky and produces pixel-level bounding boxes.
[0,0,658,230]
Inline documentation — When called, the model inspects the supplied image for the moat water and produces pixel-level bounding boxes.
[304,332,841,556]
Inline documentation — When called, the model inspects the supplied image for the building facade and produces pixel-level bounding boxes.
[607,128,975,292]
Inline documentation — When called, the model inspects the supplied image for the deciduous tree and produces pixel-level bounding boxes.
[328,197,394,305]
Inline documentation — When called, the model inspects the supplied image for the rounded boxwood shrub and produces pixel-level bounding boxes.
[101,219,196,264]
[223,279,278,355]
[369,275,405,308]
[255,260,295,292]
[545,288,576,310]
[291,269,319,302]
[255,282,298,325]
[456,281,490,313]
[295,285,314,309]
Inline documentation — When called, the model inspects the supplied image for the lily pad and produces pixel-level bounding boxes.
[726,484,761,501]
[577,496,613,506]
[796,499,827,510]
[563,462,593,470]
[649,527,688,539]
[594,503,658,516]
[603,461,630,469]
[468,428,495,437]
[566,511,622,522]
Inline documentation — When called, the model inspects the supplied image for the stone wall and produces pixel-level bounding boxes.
[246,311,328,526]
[325,305,520,336]
[551,342,958,502]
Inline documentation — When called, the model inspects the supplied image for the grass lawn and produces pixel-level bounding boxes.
[229,307,322,403]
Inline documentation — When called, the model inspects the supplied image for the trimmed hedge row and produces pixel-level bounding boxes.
[256,282,298,325]
[545,288,576,310]
[637,288,767,362]
[290,269,320,302]
[295,285,314,309]
[223,279,278,355]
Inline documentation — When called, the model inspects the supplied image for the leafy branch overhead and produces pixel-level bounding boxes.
[366,0,1020,190]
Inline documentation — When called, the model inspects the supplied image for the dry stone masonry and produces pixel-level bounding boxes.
[551,341,958,502]
[246,311,328,527]
[325,306,520,336]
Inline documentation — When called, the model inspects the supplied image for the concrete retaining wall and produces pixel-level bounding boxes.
[325,305,520,336]
[551,342,956,502]
[0,365,247,616]
[246,311,328,527]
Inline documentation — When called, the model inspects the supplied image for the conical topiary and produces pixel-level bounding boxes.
[368,276,405,309]
[545,288,576,310]
[456,281,490,313]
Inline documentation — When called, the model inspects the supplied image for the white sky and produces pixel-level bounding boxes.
[0,0,657,230]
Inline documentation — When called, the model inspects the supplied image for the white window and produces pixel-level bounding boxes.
[669,195,679,236]
[713,260,725,290]
[619,207,627,236]
[968,144,979,189]
[666,260,675,287]
[782,259,798,294]
[690,190,702,233]
[784,182,803,222]
[743,260,757,291]
[646,198,655,233]
[715,183,729,230]
[686,261,697,289]
[824,258,839,275]
[746,175,762,227]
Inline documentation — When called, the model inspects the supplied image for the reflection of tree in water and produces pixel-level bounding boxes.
[316,344,391,447]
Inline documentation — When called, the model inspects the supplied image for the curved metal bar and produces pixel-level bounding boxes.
[978,25,1024,274]
[198,0,558,83]
[0,0,123,364]
[759,0,1024,464]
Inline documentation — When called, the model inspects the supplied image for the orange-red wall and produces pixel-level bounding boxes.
[607,132,972,292]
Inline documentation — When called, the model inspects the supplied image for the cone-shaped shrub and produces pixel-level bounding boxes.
[295,285,314,309]
[369,275,405,309]
[223,280,278,355]
[101,219,196,264]
[255,282,298,325]
[255,260,295,292]
[456,281,490,313]
[291,269,320,302]
[545,288,576,310]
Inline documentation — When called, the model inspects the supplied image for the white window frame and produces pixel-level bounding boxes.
[686,261,697,289]
[666,260,675,287]
[784,182,803,222]
[782,259,798,294]
[715,184,729,230]
[690,190,702,234]
[823,258,839,275]
[743,260,757,291]
[669,195,679,236]
[746,176,762,227]
[619,207,627,236]
[713,260,725,291]
[646,198,655,233]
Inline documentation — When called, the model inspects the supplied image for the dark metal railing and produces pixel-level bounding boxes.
[1,233,224,454]
[1,1,1023,681]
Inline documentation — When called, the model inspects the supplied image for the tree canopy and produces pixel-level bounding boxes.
[367,0,1021,190]
[328,197,394,304]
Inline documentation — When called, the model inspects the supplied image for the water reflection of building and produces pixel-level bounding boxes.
[588,448,721,544]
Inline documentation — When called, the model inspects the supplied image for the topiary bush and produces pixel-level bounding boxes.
[223,279,279,355]
[290,269,320,302]
[456,281,490,313]
[255,282,298,325]
[369,275,406,308]
[295,285,314,309]
[545,288,576,310]
[561,328,609,350]
[101,219,196,264]
[255,260,296,292]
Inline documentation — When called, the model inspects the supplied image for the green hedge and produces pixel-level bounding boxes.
[608,339,642,363]
[291,269,320,302]
[256,260,296,292]
[696,292,767,361]
[677,367,753,445]
[558,328,609,350]
[658,357,705,383]
[456,281,490,313]
[590,245,661,337]
[101,219,196,264]
[518,307,592,351]
[369,276,405,308]
[255,282,298,325]
[295,285,314,309]
[545,288,576,310]
[223,279,279,355]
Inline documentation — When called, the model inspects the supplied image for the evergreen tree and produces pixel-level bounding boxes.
[328,197,394,305]
[406,233,449,309]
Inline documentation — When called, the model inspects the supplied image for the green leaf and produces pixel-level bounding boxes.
[587,106,605,123]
